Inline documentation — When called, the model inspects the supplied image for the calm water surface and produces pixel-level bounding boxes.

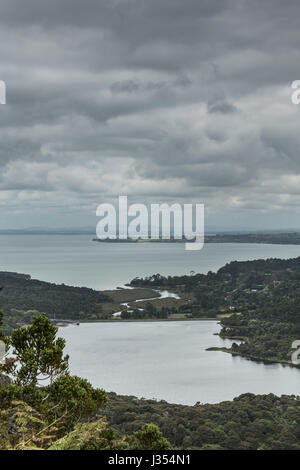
[60,320,300,405]
[1,234,300,289]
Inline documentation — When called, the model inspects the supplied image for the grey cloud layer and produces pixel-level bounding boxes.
[0,0,300,226]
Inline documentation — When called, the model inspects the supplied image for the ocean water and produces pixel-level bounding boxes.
[0,234,300,290]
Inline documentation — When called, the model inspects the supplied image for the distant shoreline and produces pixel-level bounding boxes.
[93,232,300,245]
[2,231,300,246]
[56,317,217,326]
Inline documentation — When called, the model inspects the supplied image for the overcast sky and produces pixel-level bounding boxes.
[0,0,300,230]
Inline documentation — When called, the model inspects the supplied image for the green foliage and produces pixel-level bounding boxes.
[49,420,170,451]
[0,383,23,408]
[49,418,130,450]
[0,400,57,450]
[0,271,109,333]
[132,423,171,450]
[104,392,300,450]
[0,288,9,371]
[43,375,107,433]
[0,376,109,446]
[0,307,8,376]
[0,313,111,448]
[8,316,69,387]
[0,308,5,342]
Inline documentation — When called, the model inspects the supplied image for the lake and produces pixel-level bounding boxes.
[1,234,300,404]
[59,320,300,405]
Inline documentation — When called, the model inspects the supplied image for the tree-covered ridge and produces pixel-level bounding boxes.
[216,259,300,363]
[0,271,111,333]
[205,232,300,245]
[130,256,300,364]
[104,392,300,450]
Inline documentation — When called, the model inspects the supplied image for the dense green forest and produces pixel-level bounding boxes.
[104,392,300,450]
[0,271,110,333]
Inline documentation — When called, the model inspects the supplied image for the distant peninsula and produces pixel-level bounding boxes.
[93,232,300,245]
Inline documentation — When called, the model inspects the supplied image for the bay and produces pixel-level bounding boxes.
[0,234,300,290]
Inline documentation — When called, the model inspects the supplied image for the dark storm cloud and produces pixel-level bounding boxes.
[0,0,300,227]
[207,97,238,114]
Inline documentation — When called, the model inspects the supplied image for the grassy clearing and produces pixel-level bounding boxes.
[101,288,160,315]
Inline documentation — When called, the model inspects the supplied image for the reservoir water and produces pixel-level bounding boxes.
[59,320,300,405]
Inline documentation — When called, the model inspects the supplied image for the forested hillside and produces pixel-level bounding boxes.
[0,272,110,332]
[104,392,300,450]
